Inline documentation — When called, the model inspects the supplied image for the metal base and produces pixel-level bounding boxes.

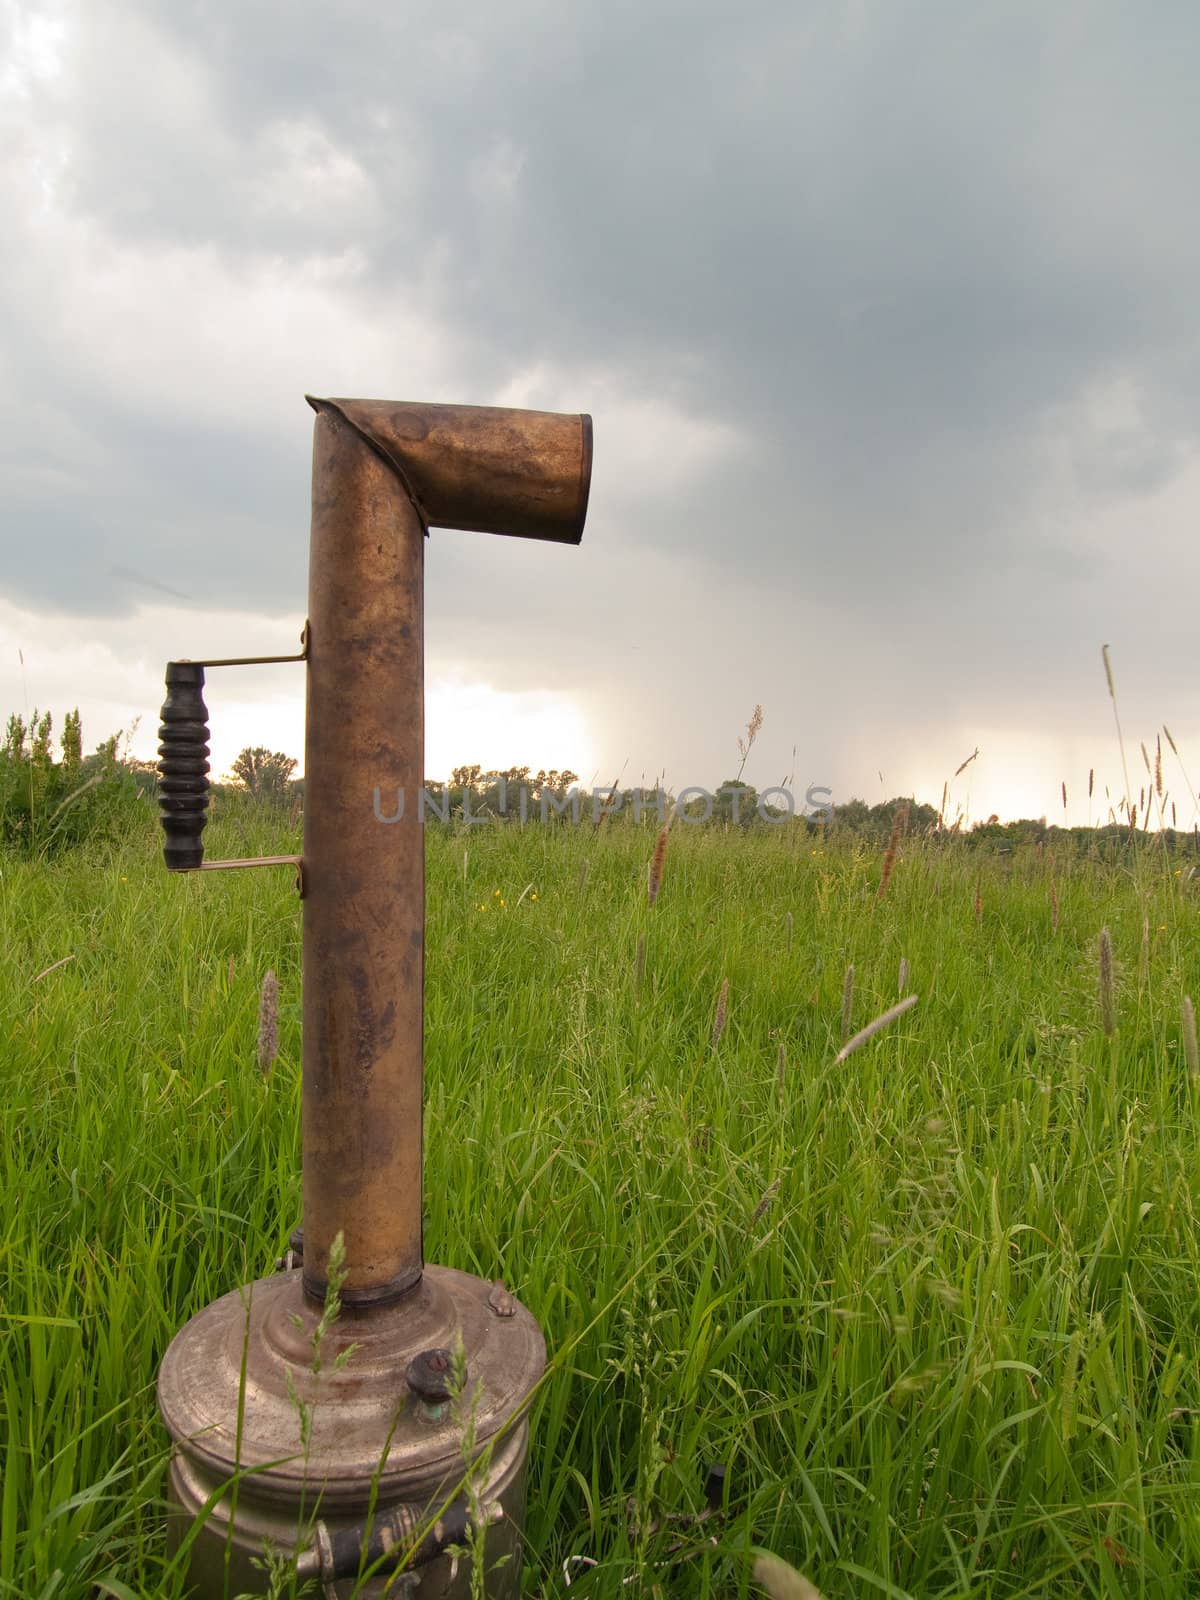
[158,1266,545,1598]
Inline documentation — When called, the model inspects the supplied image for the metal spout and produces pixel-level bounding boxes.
[158,394,588,1598]
[307,396,592,543]
[301,399,592,1305]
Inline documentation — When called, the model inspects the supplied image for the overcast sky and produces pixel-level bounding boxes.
[2,0,1198,824]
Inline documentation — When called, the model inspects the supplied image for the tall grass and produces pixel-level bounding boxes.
[1,812,1199,1596]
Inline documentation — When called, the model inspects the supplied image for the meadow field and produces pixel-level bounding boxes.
[2,806,1199,1597]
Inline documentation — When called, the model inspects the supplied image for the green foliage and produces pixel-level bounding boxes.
[829,796,940,838]
[422,765,582,824]
[229,746,298,804]
[2,819,1200,1595]
[0,709,152,858]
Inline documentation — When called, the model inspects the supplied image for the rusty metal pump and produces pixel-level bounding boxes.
[154,397,592,1597]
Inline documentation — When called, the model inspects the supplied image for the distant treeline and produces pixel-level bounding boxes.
[4,720,1197,861]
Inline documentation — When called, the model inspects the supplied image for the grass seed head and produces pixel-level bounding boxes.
[877,802,909,900]
[737,703,765,777]
[835,994,919,1064]
[752,1552,823,1600]
[257,969,279,1077]
[711,977,730,1050]
[840,963,855,1041]
[647,820,670,907]
[594,775,620,832]
[1182,996,1198,1080]
[1098,927,1116,1037]
[749,1176,782,1227]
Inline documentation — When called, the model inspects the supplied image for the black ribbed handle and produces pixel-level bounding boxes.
[158,663,210,870]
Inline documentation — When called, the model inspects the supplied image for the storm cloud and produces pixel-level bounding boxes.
[2,0,1198,815]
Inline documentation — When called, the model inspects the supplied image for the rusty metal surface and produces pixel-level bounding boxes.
[157,392,590,1593]
[301,398,592,1305]
[168,1437,530,1598]
[302,407,427,1306]
[309,397,592,544]
[159,1264,544,1597]
[158,1265,545,1505]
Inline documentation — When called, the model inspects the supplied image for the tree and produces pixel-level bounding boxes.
[230,747,298,803]
[0,707,146,856]
[61,709,82,773]
[712,778,761,825]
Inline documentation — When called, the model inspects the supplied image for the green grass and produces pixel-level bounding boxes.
[2,810,1199,1597]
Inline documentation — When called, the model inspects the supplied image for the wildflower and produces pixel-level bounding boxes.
[531,892,538,901]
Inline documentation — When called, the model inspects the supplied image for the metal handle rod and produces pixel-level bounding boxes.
[181,625,309,668]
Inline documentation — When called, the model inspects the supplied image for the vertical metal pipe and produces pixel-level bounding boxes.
[302,407,425,1304]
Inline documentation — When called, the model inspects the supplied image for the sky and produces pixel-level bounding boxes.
[2,0,1199,827]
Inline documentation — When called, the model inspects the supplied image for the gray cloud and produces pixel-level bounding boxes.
[3,0,1199,809]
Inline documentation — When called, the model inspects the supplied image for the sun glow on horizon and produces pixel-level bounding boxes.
[423,677,594,783]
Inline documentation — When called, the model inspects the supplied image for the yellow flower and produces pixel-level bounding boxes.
[531,892,538,901]
[119,876,128,881]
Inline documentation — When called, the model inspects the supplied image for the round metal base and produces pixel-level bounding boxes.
[158,1265,545,1598]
